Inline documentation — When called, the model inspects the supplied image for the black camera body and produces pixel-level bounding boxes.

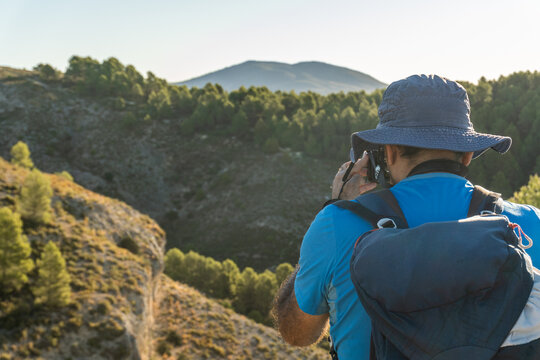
[367,148,391,188]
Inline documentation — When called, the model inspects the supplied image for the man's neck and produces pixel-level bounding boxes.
[406,159,468,178]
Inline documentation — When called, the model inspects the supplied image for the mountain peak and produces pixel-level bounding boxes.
[176,60,386,94]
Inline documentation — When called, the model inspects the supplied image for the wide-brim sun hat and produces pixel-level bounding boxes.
[351,74,512,161]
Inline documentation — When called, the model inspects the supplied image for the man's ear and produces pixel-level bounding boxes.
[384,144,399,166]
[462,152,473,166]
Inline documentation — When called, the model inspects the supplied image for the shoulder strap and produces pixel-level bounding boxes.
[467,185,503,217]
[333,189,409,229]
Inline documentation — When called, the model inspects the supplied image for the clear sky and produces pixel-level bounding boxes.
[1,0,539,84]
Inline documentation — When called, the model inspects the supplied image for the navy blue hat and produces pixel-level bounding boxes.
[351,74,512,160]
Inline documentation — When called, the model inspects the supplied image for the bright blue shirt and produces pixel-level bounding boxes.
[294,173,540,360]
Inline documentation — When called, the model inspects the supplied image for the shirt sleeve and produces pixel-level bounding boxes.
[294,206,336,315]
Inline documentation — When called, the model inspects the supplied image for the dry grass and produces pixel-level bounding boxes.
[152,275,328,360]
[0,157,165,359]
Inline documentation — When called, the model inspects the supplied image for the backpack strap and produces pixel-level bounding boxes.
[333,189,409,229]
[467,185,503,217]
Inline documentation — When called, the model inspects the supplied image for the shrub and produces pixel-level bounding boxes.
[511,174,540,207]
[10,141,34,169]
[32,241,71,307]
[164,248,185,282]
[55,171,74,182]
[275,263,294,285]
[0,207,34,292]
[118,236,139,254]
[17,169,53,224]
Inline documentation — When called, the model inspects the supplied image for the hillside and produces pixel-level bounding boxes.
[0,157,165,359]
[0,157,328,359]
[0,66,336,270]
[154,275,328,359]
[175,60,387,94]
[1,61,538,272]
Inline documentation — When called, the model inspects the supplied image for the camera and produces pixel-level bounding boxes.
[366,147,389,184]
[347,146,391,188]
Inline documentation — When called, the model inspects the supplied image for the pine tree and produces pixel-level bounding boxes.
[17,169,53,224]
[164,248,185,282]
[275,262,294,285]
[220,259,240,298]
[32,241,71,307]
[253,270,278,316]
[234,267,259,314]
[10,141,34,169]
[0,207,34,292]
[510,174,540,207]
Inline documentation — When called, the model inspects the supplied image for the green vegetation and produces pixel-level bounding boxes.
[32,241,72,307]
[34,63,62,82]
[165,248,294,325]
[275,262,295,285]
[510,174,540,207]
[55,170,74,182]
[0,207,34,292]
[35,55,538,197]
[17,169,53,225]
[10,141,34,169]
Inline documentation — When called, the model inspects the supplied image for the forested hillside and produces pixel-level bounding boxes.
[0,57,538,270]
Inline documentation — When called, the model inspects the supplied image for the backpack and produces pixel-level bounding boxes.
[333,186,539,360]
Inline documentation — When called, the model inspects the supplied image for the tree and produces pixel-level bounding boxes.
[220,259,240,298]
[164,248,185,281]
[10,141,34,169]
[34,63,61,82]
[32,241,71,307]
[510,174,540,208]
[147,88,172,118]
[0,208,34,293]
[275,262,294,285]
[253,270,278,316]
[182,251,206,288]
[202,257,224,296]
[234,267,259,314]
[17,169,53,224]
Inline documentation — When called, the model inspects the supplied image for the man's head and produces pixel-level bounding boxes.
[351,75,511,183]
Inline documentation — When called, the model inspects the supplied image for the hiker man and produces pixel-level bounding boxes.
[274,75,540,359]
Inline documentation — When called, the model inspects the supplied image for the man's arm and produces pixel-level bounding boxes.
[273,268,329,346]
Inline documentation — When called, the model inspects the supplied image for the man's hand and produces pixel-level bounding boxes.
[331,152,377,200]
[273,269,329,346]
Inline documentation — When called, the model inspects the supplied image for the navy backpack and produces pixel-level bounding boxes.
[334,186,539,360]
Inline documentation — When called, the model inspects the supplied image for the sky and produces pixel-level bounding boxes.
[1,0,539,85]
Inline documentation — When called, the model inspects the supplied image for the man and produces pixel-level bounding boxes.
[273,75,540,359]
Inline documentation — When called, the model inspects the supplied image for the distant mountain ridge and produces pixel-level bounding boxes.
[175,60,387,94]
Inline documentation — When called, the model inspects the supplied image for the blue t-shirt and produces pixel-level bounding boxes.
[294,173,540,360]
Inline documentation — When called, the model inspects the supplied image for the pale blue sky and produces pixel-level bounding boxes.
[1,0,539,84]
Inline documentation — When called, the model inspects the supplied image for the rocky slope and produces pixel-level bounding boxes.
[0,67,338,270]
[153,275,328,360]
[0,157,165,359]
[0,158,328,359]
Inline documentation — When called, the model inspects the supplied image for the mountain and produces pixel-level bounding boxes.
[0,157,328,359]
[175,60,387,94]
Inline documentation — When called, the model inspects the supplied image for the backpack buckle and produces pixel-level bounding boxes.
[377,218,397,229]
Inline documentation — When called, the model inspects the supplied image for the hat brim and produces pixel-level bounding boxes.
[351,126,512,160]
